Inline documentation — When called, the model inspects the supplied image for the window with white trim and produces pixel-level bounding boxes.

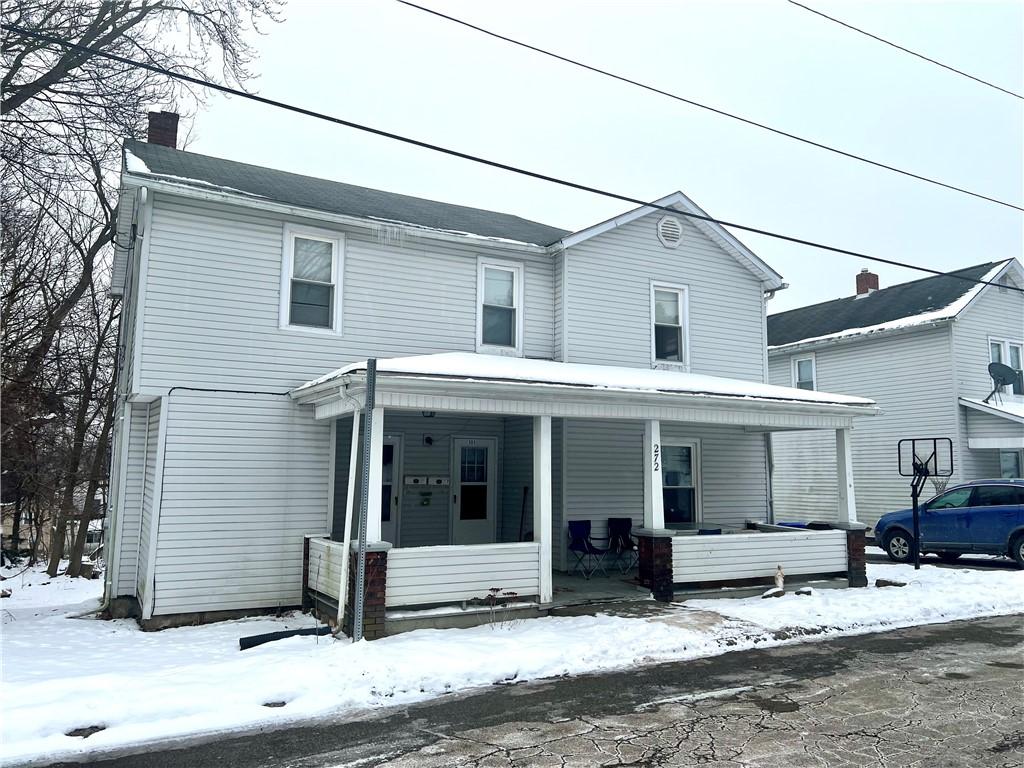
[477,260,523,354]
[281,225,343,332]
[989,337,1023,392]
[793,355,816,390]
[662,442,700,528]
[651,283,688,366]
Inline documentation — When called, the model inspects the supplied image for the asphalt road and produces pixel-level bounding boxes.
[46,614,1024,768]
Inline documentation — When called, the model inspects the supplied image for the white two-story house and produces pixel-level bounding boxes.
[103,112,876,633]
[768,261,1024,530]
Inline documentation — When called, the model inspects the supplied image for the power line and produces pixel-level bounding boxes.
[788,0,1023,100]
[394,0,1023,213]
[4,22,1021,295]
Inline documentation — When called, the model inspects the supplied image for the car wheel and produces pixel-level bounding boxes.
[936,552,962,564]
[883,530,913,563]
[1011,535,1024,570]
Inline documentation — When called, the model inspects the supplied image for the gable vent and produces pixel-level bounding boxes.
[657,215,683,248]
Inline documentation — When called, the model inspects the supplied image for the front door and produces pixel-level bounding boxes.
[452,437,496,544]
[380,437,402,545]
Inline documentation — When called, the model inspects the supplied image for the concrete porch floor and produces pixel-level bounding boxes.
[550,571,648,608]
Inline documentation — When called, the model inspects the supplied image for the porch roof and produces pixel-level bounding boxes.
[292,353,878,427]
[959,396,1024,425]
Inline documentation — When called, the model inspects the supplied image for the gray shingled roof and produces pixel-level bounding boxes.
[123,140,571,246]
[767,261,1005,347]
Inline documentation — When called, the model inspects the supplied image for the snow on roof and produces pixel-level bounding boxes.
[959,397,1024,424]
[768,261,1012,351]
[295,352,875,408]
[124,148,150,174]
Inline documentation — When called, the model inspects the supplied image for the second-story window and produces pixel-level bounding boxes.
[990,338,1023,392]
[793,356,816,390]
[281,225,343,333]
[478,260,523,355]
[651,283,688,367]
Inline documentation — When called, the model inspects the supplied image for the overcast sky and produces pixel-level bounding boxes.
[184,0,1023,311]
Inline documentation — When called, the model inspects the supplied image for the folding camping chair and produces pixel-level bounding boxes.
[606,517,639,573]
[567,520,608,579]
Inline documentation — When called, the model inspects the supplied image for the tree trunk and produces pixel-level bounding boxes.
[66,390,114,577]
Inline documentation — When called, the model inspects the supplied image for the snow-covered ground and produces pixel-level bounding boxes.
[2,561,1022,766]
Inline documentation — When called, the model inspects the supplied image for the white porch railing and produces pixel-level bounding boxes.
[671,529,847,584]
[386,542,541,608]
[306,536,347,601]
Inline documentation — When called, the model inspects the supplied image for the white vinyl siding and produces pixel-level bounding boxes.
[770,326,958,528]
[565,211,766,381]
[562,419,769,559]
[952,279,1024,482]
[150,392,330,616]
[136,399,162,605]
[138,195,554,393]
[114,402,149,596]
[672,529,847,583]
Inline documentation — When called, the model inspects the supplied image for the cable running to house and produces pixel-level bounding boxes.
[788,1,1023,100]
[394,0,1023,212]
[5,23,1022,295]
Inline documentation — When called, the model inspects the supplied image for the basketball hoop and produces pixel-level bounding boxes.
[896,438,954,570]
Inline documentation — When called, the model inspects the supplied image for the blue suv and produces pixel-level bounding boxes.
[874,479,1024,568]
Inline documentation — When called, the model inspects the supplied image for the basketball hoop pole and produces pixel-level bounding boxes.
[910,466,928,571]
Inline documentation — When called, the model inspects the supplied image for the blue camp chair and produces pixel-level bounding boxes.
[568,520,608,579]
[607,517,639,573]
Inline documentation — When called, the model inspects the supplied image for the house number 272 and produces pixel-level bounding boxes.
[653,443,661,472]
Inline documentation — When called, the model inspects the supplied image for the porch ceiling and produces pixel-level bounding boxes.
[291,353,878,429]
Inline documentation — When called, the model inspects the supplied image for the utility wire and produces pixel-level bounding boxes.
[789,1,1023,100]
[4,22,1021,295]
[394,0,1023,213]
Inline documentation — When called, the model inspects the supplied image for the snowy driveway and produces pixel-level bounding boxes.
[2,562,1022,766]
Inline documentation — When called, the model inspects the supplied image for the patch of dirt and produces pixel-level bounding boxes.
[66,726,106,738]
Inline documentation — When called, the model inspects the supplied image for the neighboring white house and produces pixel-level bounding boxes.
[768,261,1024,530]
[102,112,876,632]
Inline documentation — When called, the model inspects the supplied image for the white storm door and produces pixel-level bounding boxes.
[380,437,402,545]
[452,438,497,545]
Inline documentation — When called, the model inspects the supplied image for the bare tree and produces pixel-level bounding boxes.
[2,0,282,575]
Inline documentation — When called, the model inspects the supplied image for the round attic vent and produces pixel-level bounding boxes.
[657,215,683,248]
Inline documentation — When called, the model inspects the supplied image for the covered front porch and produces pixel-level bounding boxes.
[292,353,877,637]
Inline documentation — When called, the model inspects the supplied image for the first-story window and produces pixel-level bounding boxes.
[793,356,816,390]
[478,260,523,354]
[652,283,688,366]
[662,443,698,528]
[281,225,343,332]
[1000,451,1022,480]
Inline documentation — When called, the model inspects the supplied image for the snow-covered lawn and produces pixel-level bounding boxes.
[2,562,1022,766]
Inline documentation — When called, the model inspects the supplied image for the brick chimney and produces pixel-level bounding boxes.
[147,111,179,148]
[856,268,879,296]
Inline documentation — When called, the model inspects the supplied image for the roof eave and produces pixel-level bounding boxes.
[120,172,552,254]
[767,317,954,356]
[292,370,878,417]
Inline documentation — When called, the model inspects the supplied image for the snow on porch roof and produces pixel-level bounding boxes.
[293,352,876,409]
[959,397,1024,424]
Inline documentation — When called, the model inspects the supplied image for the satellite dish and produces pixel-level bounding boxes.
[989,362,1018,387]
[984,362,1019,403]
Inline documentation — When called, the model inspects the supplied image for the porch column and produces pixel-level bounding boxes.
[642,419,665,529]
[337,408,361,625]
[836,427,857,524]
[365,405,385,542]
[533,415,553,604]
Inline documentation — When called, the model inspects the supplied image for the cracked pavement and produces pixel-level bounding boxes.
[46,615,1024,768]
